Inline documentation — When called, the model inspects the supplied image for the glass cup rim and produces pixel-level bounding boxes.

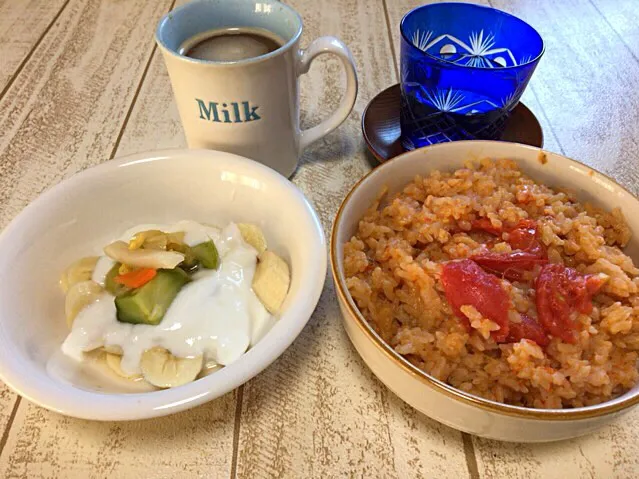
[400,2,545,71]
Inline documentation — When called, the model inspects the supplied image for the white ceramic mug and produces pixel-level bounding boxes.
[156,0,358,178]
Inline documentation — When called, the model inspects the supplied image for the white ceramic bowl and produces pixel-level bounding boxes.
[331,141,639,442]
[0,149,326,421]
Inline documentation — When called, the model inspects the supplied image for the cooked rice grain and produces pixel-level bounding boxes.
[344,159,639,408]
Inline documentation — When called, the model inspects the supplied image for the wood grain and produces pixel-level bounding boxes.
[0,0,241,475]
[0,394,237,479]
[113,41,186,157]
[115,0,469,475]
[468,0,639,475]
[0,0,180,474]
[489,0,639,195]
[1,0,639,476]
[235,1,469,477]
[0,0,71,454]
[0,0,68,93]
[473,410,639,479]
[590,0,639,61]
[0,0,172,228]
[0,395,19,456]
[378,0,639,477]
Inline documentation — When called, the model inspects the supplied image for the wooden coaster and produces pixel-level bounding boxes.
[362,84,544,163]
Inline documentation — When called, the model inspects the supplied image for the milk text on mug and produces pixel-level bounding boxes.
[196,100,262,124]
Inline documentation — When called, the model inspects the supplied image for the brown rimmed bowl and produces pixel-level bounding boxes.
[330,140,639,442]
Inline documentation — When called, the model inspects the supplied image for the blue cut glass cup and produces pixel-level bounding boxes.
[400,3,544,149]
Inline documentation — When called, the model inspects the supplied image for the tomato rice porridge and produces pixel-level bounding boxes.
[343,159,639,409]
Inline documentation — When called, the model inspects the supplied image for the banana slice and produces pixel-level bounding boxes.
[103,344,123,355]
[252,250,290,314]
[59,256,99,293]
[64,280,104,328]
[238,223,268,254]
[198,358,223,378]
[140,347,203,388]
[105,353,143,380]
[203,358,218,370]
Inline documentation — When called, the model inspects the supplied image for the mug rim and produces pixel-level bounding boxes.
[155,0,303,67]
[400,2,545,71]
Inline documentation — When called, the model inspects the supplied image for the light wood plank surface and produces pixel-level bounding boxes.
[0,387,17,451]
[386,0,639,475]
[0,0,174,475]
[235,1,469,477]
[473,413,639,479]
[472,0,639,475]
[113,36,187,155]
[590,0,639,60]
[0,0,110,451]
[0,0,68,92]
[117,0,471,476]
[1,0,639,477]
[0,0,171,227]
[0,395,237,479]
[490,0,639,193]
[382,0,639,469]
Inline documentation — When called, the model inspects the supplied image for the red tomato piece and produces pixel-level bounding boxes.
[441,259,510,342]
[471,251,548,281]
[471,218,503,236]
[507,219,546,258]
[505,313,550,347]
[470,218,547,259]
[535,264,605,343]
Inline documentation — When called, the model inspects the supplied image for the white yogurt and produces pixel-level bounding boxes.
[63,221,272,375]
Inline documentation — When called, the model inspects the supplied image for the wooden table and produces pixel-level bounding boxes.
[1,0,638,477]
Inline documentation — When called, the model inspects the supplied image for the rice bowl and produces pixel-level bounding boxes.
[344,158,638,409]
[331,141,639,442]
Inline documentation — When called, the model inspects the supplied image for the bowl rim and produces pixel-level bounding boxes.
[0,148,327,420]
[330,140,639,420]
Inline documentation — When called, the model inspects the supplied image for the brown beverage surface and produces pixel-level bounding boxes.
[180,27,284,62]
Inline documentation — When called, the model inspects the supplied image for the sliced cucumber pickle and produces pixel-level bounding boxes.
[169,242,199,273]
[115,268,189,326]
[191,240,219,269]
[104,262,130,296]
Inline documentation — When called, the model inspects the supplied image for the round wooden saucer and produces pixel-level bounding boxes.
[362,84,544,163]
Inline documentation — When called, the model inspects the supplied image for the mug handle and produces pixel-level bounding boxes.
[297,36,358,151]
